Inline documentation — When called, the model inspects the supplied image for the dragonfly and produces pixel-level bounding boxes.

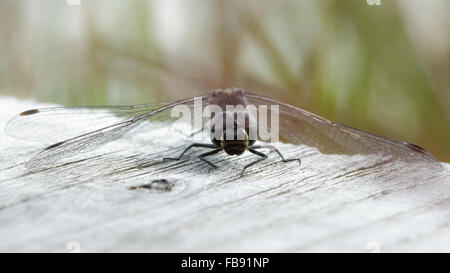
[5,88,443,174]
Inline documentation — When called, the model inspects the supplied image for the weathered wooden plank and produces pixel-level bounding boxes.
[0,96,449,252]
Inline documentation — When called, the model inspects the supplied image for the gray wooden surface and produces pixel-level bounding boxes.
[0,96,449,252]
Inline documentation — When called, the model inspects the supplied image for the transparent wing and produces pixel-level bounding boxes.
[245,93,443,171]
[4,103,171,143]
[11,95,211,169]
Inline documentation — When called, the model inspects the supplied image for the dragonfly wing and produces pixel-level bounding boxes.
[245,93,443,171]
[22,95,211,168]
[4,103,173,143]
[25,119,140,169]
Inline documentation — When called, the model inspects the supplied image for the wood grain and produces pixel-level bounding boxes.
[0,96,449,252]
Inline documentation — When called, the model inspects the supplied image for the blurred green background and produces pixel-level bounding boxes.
[0,0,449,162]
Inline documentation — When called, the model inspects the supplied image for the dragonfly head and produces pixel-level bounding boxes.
[221,127,249,155]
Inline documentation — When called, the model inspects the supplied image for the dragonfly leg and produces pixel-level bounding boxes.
[189,127,205,137]
[163,143,217,162]
[241,148,268,176]
[198,149,221,169]
[251,144,301,166]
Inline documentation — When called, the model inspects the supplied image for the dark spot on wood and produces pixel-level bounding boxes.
[20,109,39,116]
[45,141,64,150]
[128,179,173,192]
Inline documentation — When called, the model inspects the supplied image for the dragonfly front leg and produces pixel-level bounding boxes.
[251,144,302,166]
[198,149,222,168]
[189,127,205,137]
[241,148,268,176]
[163,143,218,162]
